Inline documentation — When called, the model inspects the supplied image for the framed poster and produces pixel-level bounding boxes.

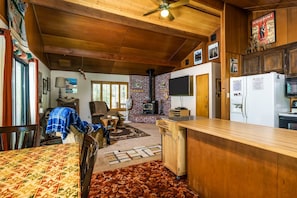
[194,49,202,65]
[65,78,78,93]
[208,42,219,60]
[252,11,276,45]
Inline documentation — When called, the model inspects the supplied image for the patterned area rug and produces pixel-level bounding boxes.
[89,160,199,198]
[104,144,161,165]
[110,125,150,143]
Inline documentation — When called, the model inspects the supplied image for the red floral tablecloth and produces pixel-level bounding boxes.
[0,143,80,197]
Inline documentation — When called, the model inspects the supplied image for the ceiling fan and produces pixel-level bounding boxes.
[143,0,189,21]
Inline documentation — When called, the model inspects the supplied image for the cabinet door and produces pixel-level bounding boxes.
[263,49,284,73]
[288,46,297,75]
[242,54,262,75]
[162,131,177,174]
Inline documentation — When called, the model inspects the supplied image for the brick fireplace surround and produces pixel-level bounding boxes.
[128,73,170,124]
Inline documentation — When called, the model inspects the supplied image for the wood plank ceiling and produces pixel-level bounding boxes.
[26,0,297,76]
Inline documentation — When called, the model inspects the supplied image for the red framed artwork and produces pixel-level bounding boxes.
[252,11,276,45]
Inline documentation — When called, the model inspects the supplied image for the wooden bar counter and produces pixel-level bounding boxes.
[178,118,297,198]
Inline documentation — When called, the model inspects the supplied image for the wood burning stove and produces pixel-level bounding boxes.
[143,101,158,114]
[142,69,158,114]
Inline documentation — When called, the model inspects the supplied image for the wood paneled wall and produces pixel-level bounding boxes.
[180,41,207,69]
[221,4,248,120]
[0,0,7,25]
[180,28,221,70]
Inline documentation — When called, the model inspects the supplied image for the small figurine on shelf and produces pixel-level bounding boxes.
[246,35,257,54]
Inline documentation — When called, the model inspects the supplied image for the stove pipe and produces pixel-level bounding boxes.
[147,69,155,102]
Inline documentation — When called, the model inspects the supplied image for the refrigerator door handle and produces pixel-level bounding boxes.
[241,97,245,118]
[244,95,247,118]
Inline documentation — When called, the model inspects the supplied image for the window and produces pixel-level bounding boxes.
[12,57,30,125]
[91,81,128,110]
[11,56,37,125]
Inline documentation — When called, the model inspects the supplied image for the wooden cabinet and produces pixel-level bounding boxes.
[263,49,285,73]
[57,98,79,114]
[156,118,187,177]
[242,53,262,75]
[242,41,297,76]
[169,109,190,117]
[287,43,297,75]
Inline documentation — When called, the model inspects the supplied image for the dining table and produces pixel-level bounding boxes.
[0,143,81,197]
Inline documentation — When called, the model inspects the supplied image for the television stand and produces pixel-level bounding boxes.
[169,109,190,117]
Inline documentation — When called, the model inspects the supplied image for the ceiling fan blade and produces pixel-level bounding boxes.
[169,0,189,9]
[168,10,175,21]
[143,8,161,16]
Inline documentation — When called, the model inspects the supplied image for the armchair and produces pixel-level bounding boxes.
[89,101,120,124]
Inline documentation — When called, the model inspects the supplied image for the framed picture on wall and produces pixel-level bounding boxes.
[194,49,202,65]
[38,72,42,102]
[43,78,47,94]
[65,78,78,93]
[252,11,276,45]
[47,77,51,91]
[208,42,219,60]
[230,58,238,73]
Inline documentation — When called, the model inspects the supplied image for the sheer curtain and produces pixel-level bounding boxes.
[29,60,38,124]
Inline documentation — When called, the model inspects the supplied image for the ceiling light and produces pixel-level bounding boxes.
[160,9,169,18]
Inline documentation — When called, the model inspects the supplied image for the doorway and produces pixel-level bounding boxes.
[196,74,209,117]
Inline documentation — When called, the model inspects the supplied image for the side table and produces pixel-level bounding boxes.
[100,116,119,132]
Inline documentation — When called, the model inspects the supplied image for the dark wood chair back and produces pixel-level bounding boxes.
[0,124,40,151]
[80,134,98,198]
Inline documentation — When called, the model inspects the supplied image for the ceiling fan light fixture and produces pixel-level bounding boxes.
[160,9,169,18]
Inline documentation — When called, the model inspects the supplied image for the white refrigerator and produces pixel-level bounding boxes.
[230,72,290,127]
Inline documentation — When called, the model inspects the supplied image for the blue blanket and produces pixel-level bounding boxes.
[46,107,104,140]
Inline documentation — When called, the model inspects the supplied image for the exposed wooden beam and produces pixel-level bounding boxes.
[188,0,222,17]
[28,0,209,41]
[244,1,297,11]
[191,0,224,11]
[44,45,180,67]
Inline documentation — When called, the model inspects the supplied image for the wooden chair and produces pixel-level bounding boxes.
[80,134,98,198]
[0,124,40,151]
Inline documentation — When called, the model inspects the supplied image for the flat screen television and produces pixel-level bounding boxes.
[285,77,297,97]
[169,75,193,96]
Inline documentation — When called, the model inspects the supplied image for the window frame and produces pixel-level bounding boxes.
[91,80,128,111]
[12,56,30,125]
